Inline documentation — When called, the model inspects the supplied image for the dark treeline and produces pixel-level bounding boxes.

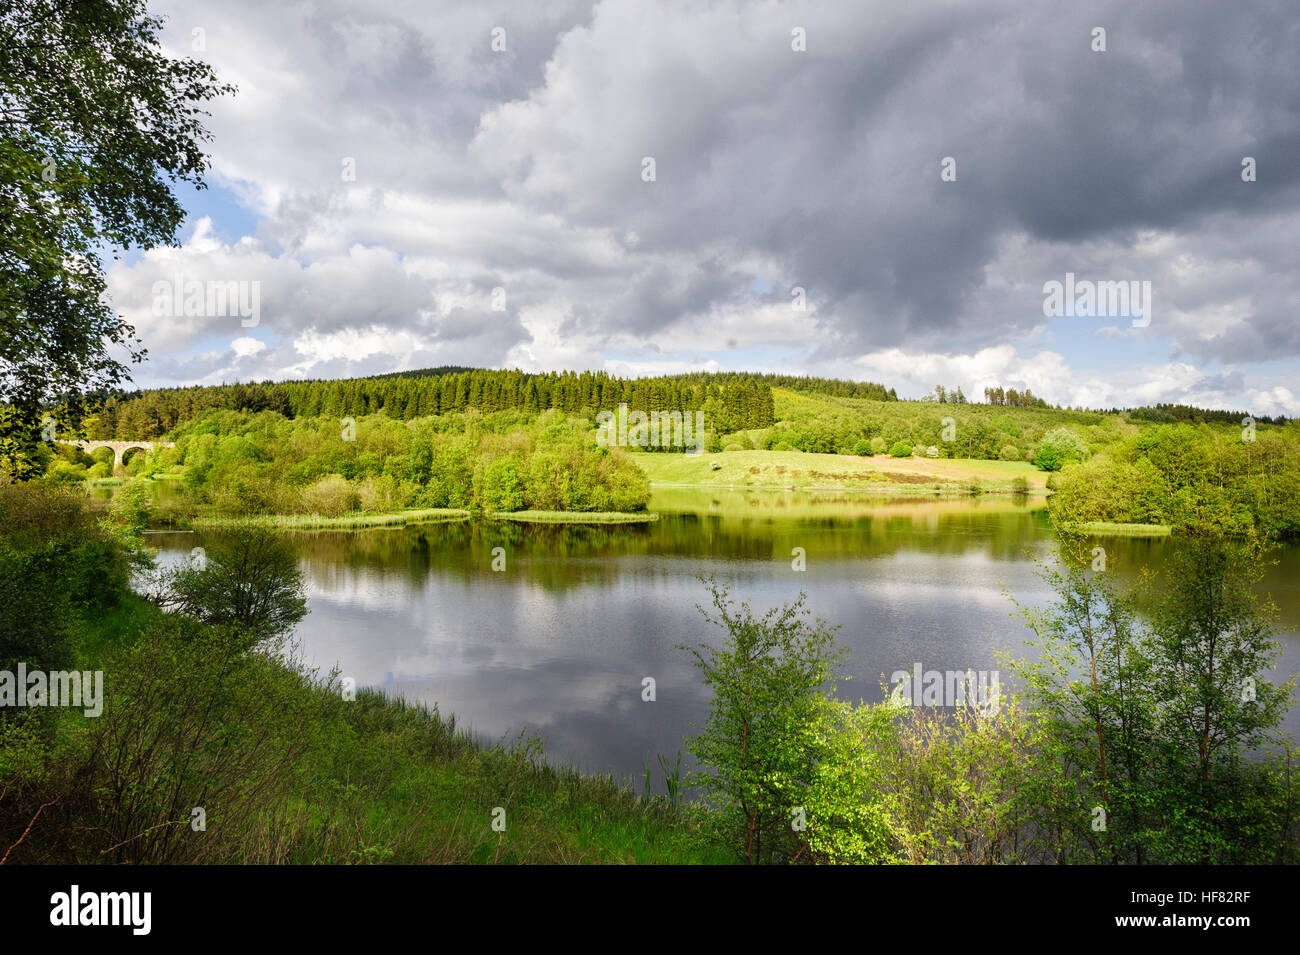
[982,386,1049,408]
[1122,403,1286,426]
[748,373,897,401]
[85,368,777,439]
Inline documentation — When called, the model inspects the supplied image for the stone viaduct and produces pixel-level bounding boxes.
[59,440,175,468]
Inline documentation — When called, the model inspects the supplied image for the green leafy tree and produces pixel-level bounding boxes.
[681,579,848,864]
[156,526,307,648]
[1009,536,1154,861]
[479,455,524,512]
[1009,529,1297,863]
[1034,427,1088,471]
[802,697,899,864]
[1033,443,1063,472]
[0,0,233,472]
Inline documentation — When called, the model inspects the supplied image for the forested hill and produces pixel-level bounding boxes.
[76,363,1287,442]
[85,368,831,439]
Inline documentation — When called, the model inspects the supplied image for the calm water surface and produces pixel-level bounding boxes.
[149,489,1300,784]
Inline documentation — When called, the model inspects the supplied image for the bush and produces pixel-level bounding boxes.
[356,474,403,512]
[683,581,849,864]
[802,698,898,864]
[29,615,328,863]
[889,442,912,458]
[43,460,88,485]
[0,487,131,677]
[1000,444,1020,461]
[1034,428,1088,471]
[301,474,358,516]
[156,526,308,648]
[852,439,872,456]
[1033,444,1063,472]
[108,481,151,537]
[480,455,525,512]
[869,436,887,455]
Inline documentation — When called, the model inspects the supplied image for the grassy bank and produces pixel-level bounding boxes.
[649,486,1046,523]
[191,508,472,530]
[3,591,722,865]
[1075,521,1173,537]
[160,507,660,530]
[633,449,1047,494]
[488,510,659,523]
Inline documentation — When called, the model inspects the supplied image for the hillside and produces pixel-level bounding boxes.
[634,448,1045,494]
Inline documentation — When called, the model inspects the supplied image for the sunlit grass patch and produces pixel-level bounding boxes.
[1075,521,1172,537]
[192,509,472,530]
[488,510,659,524]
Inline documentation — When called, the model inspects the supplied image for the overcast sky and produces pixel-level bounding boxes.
[110,0,1300,414]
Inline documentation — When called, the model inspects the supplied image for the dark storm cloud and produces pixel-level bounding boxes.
[118,0,1300,405]
[477,0,1300,360]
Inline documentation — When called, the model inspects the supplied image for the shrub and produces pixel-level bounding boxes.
[43,460,88,485]
[802,698,898,864]
[480,455,525,512]
[1000,444,1020,461]
[682,581,848,864]
[889,442,912,458]
[67,616,323,863]
[156,526,308,648]
[869,436,887,455]
[1034,428,1088,471]
[0,487,130,677]
[356,474,405,512]
[852,439,872,456]
[301,474,358,516]
[108,481,151,537]
[1033,444,1064,472]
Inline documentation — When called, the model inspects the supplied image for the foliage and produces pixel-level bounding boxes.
[150,526,308,648]
[1033,427,1089,471]
[156,407,651,516]
[682,580,848,864]
[80,368,776,442]
[0,485,723,864]
[0,484,131,677]
[679,532,1299,865]
[1050,422,1300,537]
[107,480,151,538]
[1007,530,1297,862]
[0,0,232,466]
[301,474,359,517]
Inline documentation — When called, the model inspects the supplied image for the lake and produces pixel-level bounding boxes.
[148,489,1300,787]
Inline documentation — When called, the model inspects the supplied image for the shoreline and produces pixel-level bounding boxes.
[185,508,659,530]
[647,480,1046,497]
